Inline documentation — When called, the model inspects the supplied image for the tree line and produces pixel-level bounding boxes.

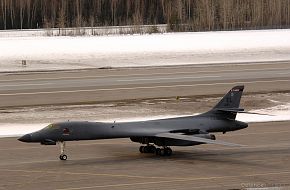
[1,0,290,31]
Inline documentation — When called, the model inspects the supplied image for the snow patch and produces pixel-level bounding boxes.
[0,123,49,138]
[1,29,290,72]
[237,103,290,123]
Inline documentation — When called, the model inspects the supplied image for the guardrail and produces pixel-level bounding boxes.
[0,24,168,37]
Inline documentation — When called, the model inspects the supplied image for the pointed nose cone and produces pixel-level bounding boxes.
[18,134,32,142]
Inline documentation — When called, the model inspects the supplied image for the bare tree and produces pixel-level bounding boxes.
[18,0,25,29]
[57,0,66,35]
[1,0,290,32]
[1,0,7,29]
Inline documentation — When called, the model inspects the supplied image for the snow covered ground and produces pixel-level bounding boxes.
[1,103,290,138]
[1,29,290,72]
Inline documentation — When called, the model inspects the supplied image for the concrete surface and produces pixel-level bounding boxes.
[1,121,290,190]
[1,61,290,107]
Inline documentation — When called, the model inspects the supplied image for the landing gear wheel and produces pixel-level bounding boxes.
[62,154,67,160]
[59,154,67,160]
[139,146,144,153]
[139,145,156,154]
[155,147,173,156]
[149,146,156,153]
[156,148,161,155]
[143,146,149,153]
[159,149,165,156]
[165,147,172,156]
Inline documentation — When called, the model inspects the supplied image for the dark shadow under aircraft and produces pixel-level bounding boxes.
[19,86,251,160]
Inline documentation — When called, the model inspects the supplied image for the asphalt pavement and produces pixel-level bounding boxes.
[0,61,290,107]
[1,121,290,190]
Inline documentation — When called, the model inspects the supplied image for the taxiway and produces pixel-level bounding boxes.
[0,61,290,107]
[1,121,290,190]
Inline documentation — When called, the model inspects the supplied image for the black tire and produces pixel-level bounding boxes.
[156,148,161,155]
[144,146,149,153]
[159,149,165,156]
[139,146,144,153]
[150,146,156,153]
[165,148,172,156]
[59,154,67,160]
[62,155,67,160]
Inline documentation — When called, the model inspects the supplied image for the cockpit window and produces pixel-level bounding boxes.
[43,124,59,130]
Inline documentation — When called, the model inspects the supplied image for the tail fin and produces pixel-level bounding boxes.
[213,85,244,109]
[208,85,244,120]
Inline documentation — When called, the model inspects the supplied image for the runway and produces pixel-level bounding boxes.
[1,121,290,190]
[1,61,290,107]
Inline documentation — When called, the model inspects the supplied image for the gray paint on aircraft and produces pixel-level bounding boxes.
[19,85,249,159]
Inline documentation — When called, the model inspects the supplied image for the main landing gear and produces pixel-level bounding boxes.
[59,141,67,160]
[139,145,172,156]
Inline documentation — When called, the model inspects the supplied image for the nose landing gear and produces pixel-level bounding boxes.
[59,141,67,160]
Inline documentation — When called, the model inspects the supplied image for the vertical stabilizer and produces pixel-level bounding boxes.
[207,85,244,120]
[213,85,244,109]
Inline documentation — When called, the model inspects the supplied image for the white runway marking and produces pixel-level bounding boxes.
[117,75,220,82]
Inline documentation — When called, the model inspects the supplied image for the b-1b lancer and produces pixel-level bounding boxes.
[19,85,250,160]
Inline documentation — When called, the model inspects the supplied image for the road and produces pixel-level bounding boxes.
[1,121,290,190]
[0,61,290,107]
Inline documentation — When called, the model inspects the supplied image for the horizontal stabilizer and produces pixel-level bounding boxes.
[155,133,245,147]
[216,108,273,116]
[216,108,245,113]
[238,111,274,116]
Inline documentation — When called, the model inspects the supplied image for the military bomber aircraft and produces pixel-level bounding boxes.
[19,85,250,160]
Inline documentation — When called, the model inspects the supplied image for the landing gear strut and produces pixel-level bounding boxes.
[59,141,67,160]
[139,145,172,156]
